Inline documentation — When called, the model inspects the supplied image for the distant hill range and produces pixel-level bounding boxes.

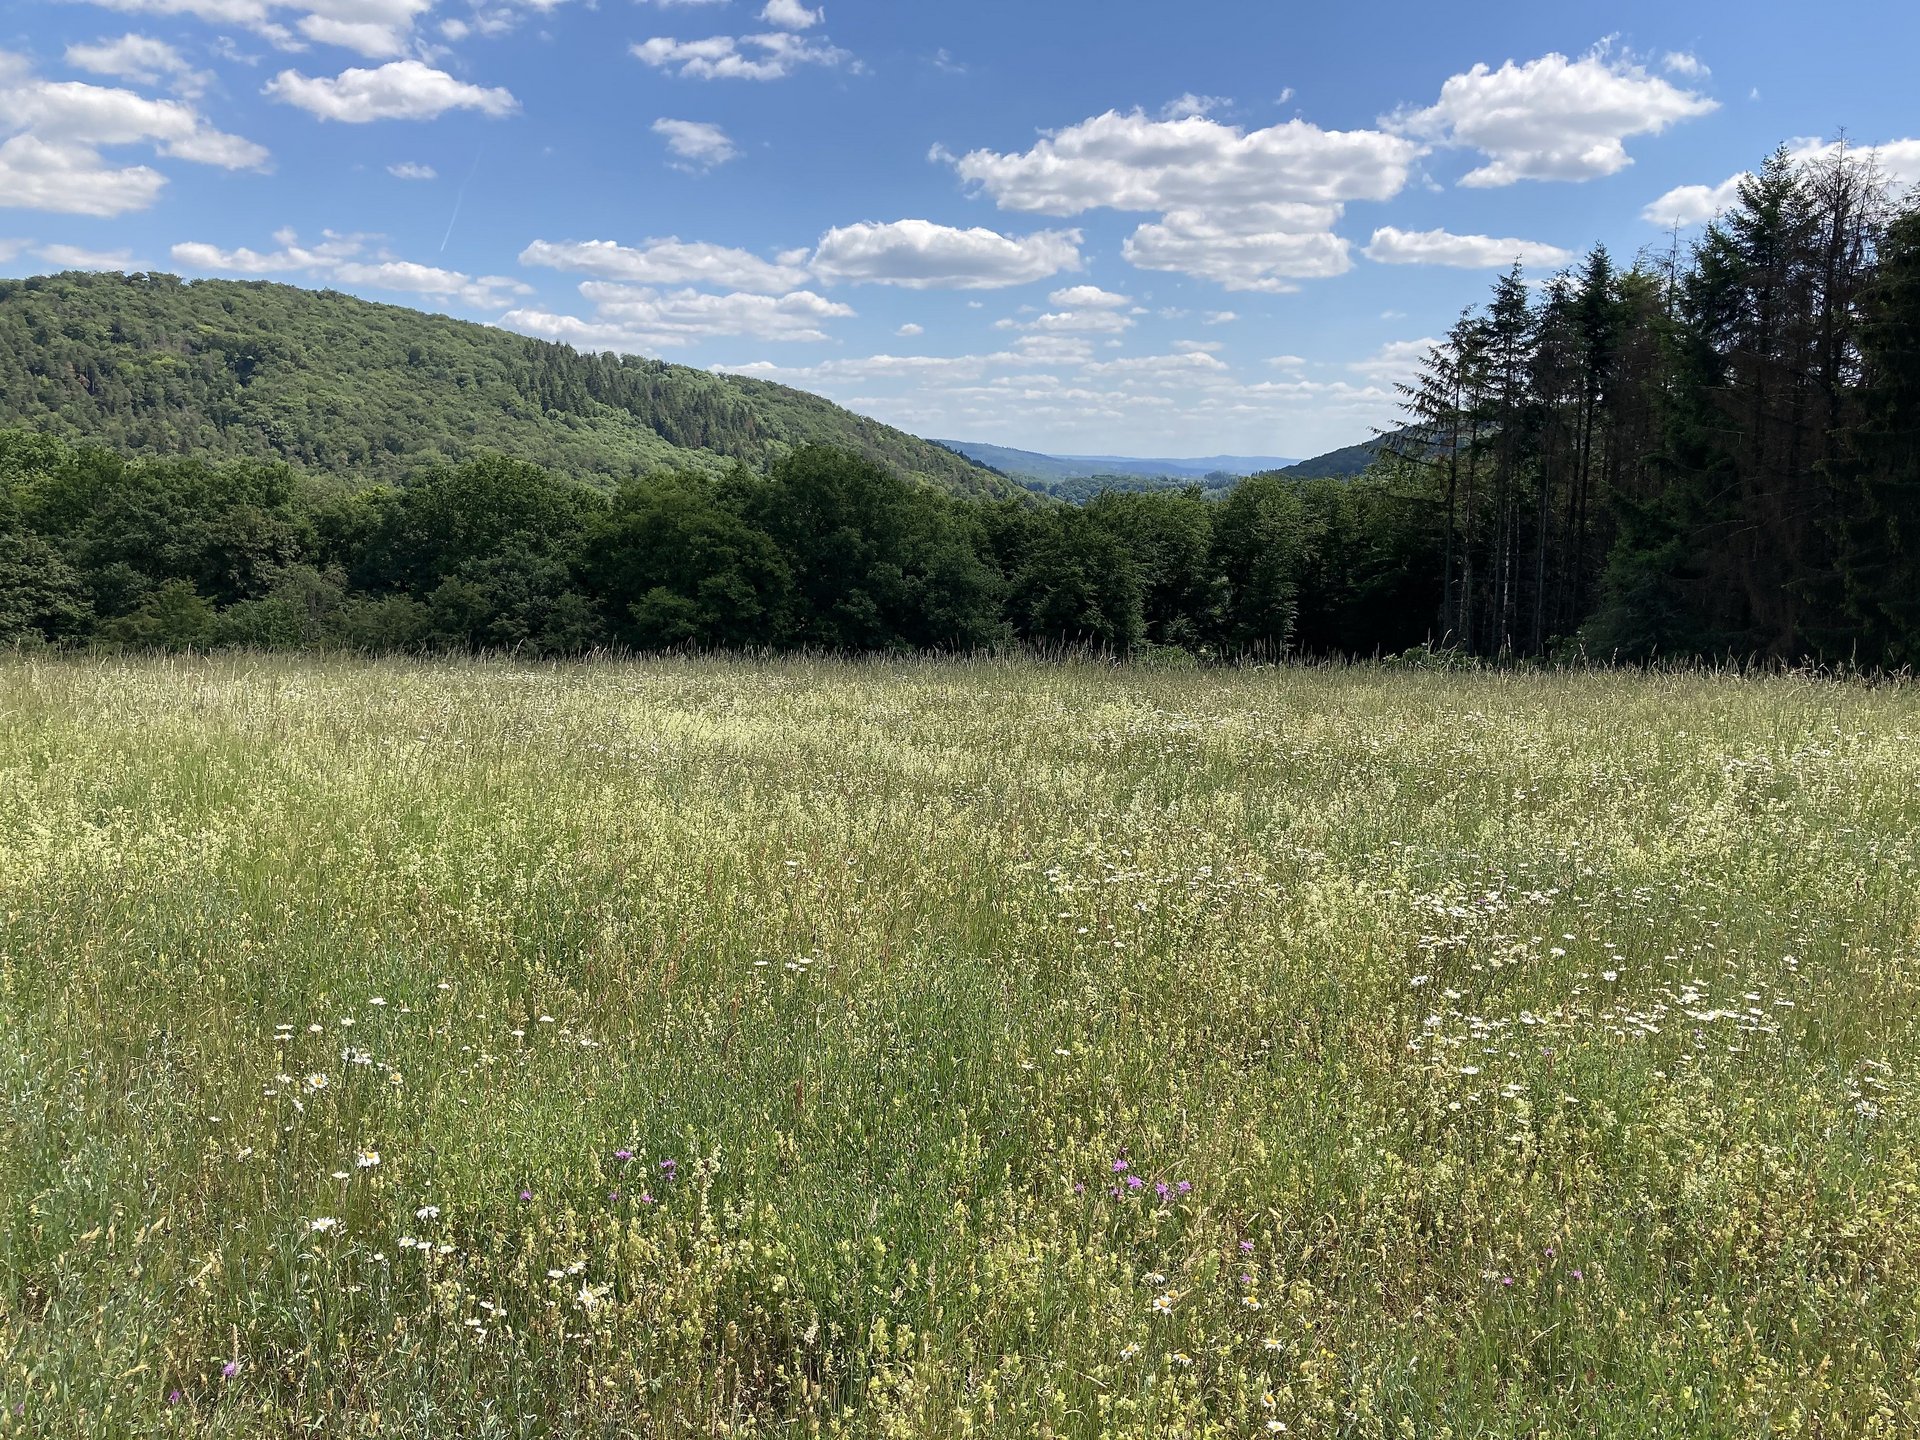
[939,435,1388,498]
[0,271,1009,497]
[938,439,1299,484]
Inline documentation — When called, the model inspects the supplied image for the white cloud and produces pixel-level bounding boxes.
[331,259,530,306]
[810,219,1082,290]
[651,117,738,170]
[502,281,855,349]
[0,50,268,216]
[519,237,811,294]
[1160,93,1228,121]
[265,61,519,122]
[0,238,30,265]
[632,32,849,81]
[1202,310,1237,325]
[37,242,143,270]
[1003,306,1133,335]
[171,229,531,306]
[1364,225,1573,269]
[895,321,923,337]
[943,108,1416,293]
[948,110,1415,216]
[84,0,440,58]
[387,159,435,179]
[65,34,209,96]
[1661,52,1710,79]
[1389,45,1717,187]
[1641,174,1745,228]
[760,0,821,29]
[1348,337,1441,385]
[1643,137,1920,227]
[713,336,1403,455]
[1125,205,1352,292]
[1048,284,1130,308]
[1172,339,1223,353]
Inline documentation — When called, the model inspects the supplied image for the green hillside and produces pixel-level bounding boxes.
[0,271,1007,497]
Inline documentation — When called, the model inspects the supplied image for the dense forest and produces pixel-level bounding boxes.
[1,143,1915,665]
[0,272,1005,497]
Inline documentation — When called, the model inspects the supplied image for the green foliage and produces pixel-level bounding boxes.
[0,271,1007,497]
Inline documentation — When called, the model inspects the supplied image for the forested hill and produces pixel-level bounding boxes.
[0,270,1008,497]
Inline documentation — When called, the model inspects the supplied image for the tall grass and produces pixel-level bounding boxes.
[1,653,1916,1437]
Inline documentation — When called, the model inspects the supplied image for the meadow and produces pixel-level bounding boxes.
[1,654,1916,1438]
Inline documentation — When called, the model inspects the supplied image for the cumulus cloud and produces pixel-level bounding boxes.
[85,0,438,58]
[999,306,1133,335]
[1363,225,1573,269]
[632,32,849,81]
[37,242,144,270]
[502,281,855,349]
[948,110,1415,215]
[265,61,519,122]
[1662,52,1710,79]
[519,237,811,294]
[1124,206,1352,292]
[895,322,923,337]
[651,117,739,170]
[809,219,1082,289]
[708,335,1403,458]
[1388,45,1717,187]
[1348,337,1442,385]
[65,34,209,96]
[1048,284,1130,308]
[942,108,1416,292]
[1643,136,1920,227]
[0,50,268,216]
[1160,93,1228,121]
[171,229,531,306]
[760,0,822,29]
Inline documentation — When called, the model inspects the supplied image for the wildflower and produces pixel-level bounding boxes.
[307,1217,339,1233]
[1119,1343,1141,1360]
[1266,1422,1288,1434]
[1151,1292,1175,1315]
[369,996,386,1006]
[221,1361,239,1380]
[519,1189,533,1202]
[1262,1338,1283,1353]
[1242,1295,1262,1309]
[1111,1159,1129,1173]
[168,1390,182,1405]
[356,1149,380,1169]
[1125,1174,1144,1190]
[614,1149,633,1162]
[639,1191,653,1204]
[415,1205,440,1221]
[1175,1180,1191,1195]
[398,1236,417,1249]
[1240,1240,1255,1253]
[659,1159,677,1178]
[1145,1271,1167,1285]
[1154,1181,1169,1199]
[1169,1351,1192,1368]
[304,1073,328,1091]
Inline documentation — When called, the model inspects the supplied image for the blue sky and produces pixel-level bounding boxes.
[4,1,1917,459]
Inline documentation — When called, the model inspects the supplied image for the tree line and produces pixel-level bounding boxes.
[1391,142,1920,665]
[0,430,1434,657]
[1,141,1915,666]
